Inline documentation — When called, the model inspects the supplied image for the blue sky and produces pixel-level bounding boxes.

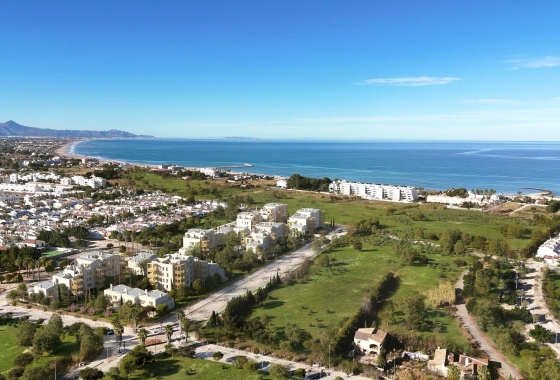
[1,1,560,140]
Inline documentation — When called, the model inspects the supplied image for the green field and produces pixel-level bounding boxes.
[0,321,80,375]
[120,171,256,199]
[0,324,26,373]
[251,190,540,252]
[125,355,273,380]
[251,242,470,348]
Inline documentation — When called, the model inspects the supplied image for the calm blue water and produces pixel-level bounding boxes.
[74,139,560,194]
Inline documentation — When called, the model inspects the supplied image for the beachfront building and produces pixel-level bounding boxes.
[329,180,418,202]
[259,203,288,223]
[104,284,175,309]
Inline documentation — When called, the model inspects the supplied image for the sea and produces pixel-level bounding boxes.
[73,139,560,195]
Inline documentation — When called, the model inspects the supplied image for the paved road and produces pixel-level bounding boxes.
[455,270,524,380]
[195,343,371,380]
[161,233,342,324]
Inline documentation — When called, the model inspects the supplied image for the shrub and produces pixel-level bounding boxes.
[213,351,224,361]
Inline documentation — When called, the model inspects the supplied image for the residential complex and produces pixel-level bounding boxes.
[33,251,124,299]
[329,180,418,202]
[288,208,324,235]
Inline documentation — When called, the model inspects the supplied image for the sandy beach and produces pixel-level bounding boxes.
[55,140,88,160]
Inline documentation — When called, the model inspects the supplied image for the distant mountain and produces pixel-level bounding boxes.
[0,120,153,138]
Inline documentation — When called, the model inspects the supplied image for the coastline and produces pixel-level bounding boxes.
[55,140,87,160]
[53,140,556,198]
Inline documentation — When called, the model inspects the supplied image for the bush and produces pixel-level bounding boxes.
[14,352,34,367]
[8,367,24,380]
[213,351,224,361]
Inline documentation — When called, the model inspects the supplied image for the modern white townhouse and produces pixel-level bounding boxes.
[104,284,175,310]
[329,180,418,202]
[33,280,58,300]
[254,222,289,243]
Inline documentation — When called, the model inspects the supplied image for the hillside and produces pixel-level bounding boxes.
[0,120,153,138]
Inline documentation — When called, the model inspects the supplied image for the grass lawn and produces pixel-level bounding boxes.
[0,322,79,374]
[126,355,273,380]
[251,190,541,252]
[251,242,470,348]
[0,324,26,373]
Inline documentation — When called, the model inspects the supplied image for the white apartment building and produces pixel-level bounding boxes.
[329,180,418,202]
[236,211,261,230]
[246,231,270,253]
[147,254,194,292]
[288,214,314,235]
[69,175,107,189]
[47,251,123,297]
[127,251,158,275]
[182,228,217,252]
[255,222,288,243]
[259,203,288,223]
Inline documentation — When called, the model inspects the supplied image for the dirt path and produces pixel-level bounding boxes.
[455,270,524,379]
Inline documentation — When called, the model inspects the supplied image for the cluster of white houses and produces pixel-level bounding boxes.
[329,180,418,202]
[536,233,560,264]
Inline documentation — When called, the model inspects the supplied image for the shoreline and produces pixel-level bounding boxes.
[53,140,555,198]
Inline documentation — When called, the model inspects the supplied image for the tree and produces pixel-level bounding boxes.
[79,368,104,380]
[80,331,104,361]
[112,318,124,350]
[13,352,34,367]
[164,324,173,345]
[398,294,425,330]
[180,315,191,341]
[353,240,363,251]
[137,328,148,345]
[269,363,290,378]
[447,364,461,380]
[477,365,491,380]
[530,324,552,343]
[46,313,63,335]
[32,328,60,355]
[44,260,56,274]
[17,320,36,347]
[377,348,387,368]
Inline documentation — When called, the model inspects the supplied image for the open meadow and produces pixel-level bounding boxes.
[251,190,542,252]
[251,242,472,351]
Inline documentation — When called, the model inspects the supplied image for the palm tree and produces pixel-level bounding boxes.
[164,324,173,345]
[33,259,41,280]
[137,328,148,345]
[112,319,124,352]
[22,257,31,277]
[180,315,191,342]
[14,258,22,281]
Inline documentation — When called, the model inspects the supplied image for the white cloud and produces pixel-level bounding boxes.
[362,76,460,86]
[507,56,560,69]
[462,97,560,106]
